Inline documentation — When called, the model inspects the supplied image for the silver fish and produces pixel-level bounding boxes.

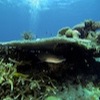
[38,53,66,64]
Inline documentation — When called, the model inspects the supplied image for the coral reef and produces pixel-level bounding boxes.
[57,27,70,37]
[0,19,100,100]
[0,60,58,100]
[22,32,36,40]
[96,32,100,44]
[0,60,100,100]
[57,28,80,39]
[58,20,100,41]
[73,20,100,39]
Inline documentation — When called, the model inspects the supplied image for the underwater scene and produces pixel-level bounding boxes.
[0,0,100,100]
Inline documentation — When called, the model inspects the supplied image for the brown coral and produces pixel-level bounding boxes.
[57,27,70,37]
[73,20,100,39]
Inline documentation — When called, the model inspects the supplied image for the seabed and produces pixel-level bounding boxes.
[0,20,100,100]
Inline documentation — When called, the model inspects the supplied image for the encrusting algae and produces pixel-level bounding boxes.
[0,20,100,100]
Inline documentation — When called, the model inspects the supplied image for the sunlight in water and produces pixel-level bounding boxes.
[25,0,80,10]
[23,0,80,28]
[25,0,50,10]
[23,0,51,30]
[0,0,80,10]
[27,0,42,10]
[0,0,80,30]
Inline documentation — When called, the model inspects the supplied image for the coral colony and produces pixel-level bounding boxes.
[0,20,100,100]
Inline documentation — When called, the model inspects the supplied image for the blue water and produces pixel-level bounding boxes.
[0,0,100,41]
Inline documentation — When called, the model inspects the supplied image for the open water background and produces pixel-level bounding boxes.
[0,0,100,41]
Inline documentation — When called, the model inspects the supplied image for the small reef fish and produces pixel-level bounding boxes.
[14,72,29,78]
[94,57,100,62]
[38,53,66,64]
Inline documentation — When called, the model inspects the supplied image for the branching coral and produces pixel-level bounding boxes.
[0,60,58,100]
[0,54,100,100]
[0,60,16,91]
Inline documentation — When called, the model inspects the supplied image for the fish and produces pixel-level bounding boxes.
[38,53,66,64]
[14,72,29,78]
[94,57,100,62]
